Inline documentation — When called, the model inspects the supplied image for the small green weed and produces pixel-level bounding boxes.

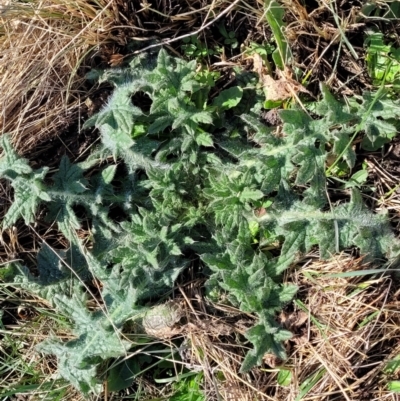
[277,368,292,386]
[264,0,291,69]
[383,355,400,394]
[365,28,400,88]
[168,373,204,401]
[295,368,326,401]
[181,35,216,59]
[217,23,238,49]
[2,49,400,396]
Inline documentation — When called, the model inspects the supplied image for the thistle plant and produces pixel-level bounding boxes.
[1,49,400,395]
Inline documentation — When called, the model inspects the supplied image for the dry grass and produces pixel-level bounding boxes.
[268,254,400,401]
[178,296,261,401]
[283,0,368,95]
[0,0,125,154]
[365,144,400,235]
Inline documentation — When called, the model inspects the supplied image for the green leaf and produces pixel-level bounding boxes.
[212,86,243,110]
[365,29,400,84]
[239,188,264,202]
[264,0,290,70]
[190,110,213,125]
[240,321,291,372]
[277,368,292,386]
[383,356,400,375]
[347,91,400,151]
[388,381,400,393]
[317,84,354,125]
[344,169,368,189]
[148,116,173,134]
[3,168,49,227]
[295,368,326,401]
[37,294,131,395]
[195,132,214,147]
[47,200,81,241]
[332,129,356,168]
[293,145,326,185]
[101,165,117,185]
[0,135,32,178]
[107,359,140,392]
[38,336,103,396]
[53,156,88,194]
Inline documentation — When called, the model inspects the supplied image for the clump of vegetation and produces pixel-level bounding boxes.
[2,49,400,396]
[365,28,400,88]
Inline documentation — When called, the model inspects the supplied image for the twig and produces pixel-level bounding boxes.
[132,0,241,54]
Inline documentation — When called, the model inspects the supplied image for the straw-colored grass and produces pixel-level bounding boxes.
[269,254,400,401]
[0,0,123,154]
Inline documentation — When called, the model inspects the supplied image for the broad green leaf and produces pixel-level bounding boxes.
[107,359,139,392]
[212,86,243,110]
[344,169,368,189]
[148,116,173,134]
[3,168,49,227]
[0,135,32,178]
[190,110,213,125]
[332,129,356,168]
[99,165,115,184]
[240,322,291,372]
[53,156,88,194]
[47,198,81,241]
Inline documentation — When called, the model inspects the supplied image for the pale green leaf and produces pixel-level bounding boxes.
[0,135,32,178]
[101,165,117,185]
[195,132,214,147]
[148,116,173,134]
[3,168,49,227]
[239,188,264,202]
[53,156,88,194]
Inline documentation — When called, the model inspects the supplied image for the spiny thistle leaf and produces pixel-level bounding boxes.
[3,168,49,227]
[240,320,292,373]
[53,156,88,194]
[0,135,32,178]
[37,295,130,396]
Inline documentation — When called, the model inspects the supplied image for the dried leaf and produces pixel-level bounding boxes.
[263,69,311,102]
[252,52,265,77]
[262,74,293,101]
[250,54,311,102]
